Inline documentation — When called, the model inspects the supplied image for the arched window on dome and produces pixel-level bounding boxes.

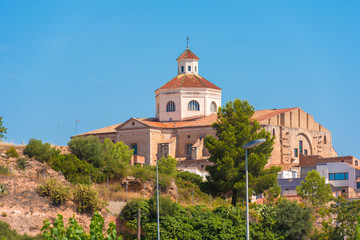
[210,102,217,112]
[188,100,200,111]
[166,101,176,112]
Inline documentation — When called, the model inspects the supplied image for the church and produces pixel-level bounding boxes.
[75,44,338,170]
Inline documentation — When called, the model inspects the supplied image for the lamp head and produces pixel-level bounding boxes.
[242,139,266,149]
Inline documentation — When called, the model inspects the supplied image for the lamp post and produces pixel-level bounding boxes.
[156,160,160,240]
[242,139,266,240]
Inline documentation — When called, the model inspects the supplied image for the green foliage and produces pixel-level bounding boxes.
[130,165,156,183]
[41,212,122,239]
[37,179,70,205]
[0,184,8,196]
[321,197,360,240]
[158,156,177,175]
[263,183,281,203]
[0,164,9,175]
[5,147,18,158]
[73,184,105,213]
[274,199,313,240]
[23,138,60,162]
[0,116,7,139]
[176,171,203,186]
[16,157,27,170]
[68,136,105,168]
[121,197,303,239]
[204,99,276,205]
[50,154,105,184]
[102,138,132,179]
[0,220,41,240]
[296,170,332,206]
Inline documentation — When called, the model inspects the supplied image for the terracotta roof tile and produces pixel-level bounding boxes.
[74,123,121,137]
[176,48,199,60]
[158,74,221,90]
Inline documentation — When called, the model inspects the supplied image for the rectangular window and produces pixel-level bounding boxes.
[357,182,360,189]
[188,66,191,71]
[294,148,298,157]
[329,172,349,180]
[185,144,192,156]
[181,66,184,72]
[356,160,359,166]
[299,140,303,154]
[304,149,308,156]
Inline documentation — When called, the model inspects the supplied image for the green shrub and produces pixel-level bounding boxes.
[50,154,106,184]
[23,138,59,162]
[5,147,18,158]
[37,179,70,205]
[0,185,7,196]
[41,212,121,240]
[73,184,105,213]
[158,156,178,175]
[176,171,203,186]
[68,136,104,168]
[0,220,41,240]
[16,158,27,170]
[0,165,9,175]
[130,165,156,183]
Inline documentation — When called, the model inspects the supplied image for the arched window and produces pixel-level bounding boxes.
[166,101,176,112]
[210,102,217,112]
[181,66,184,72]
[188,100,200,111]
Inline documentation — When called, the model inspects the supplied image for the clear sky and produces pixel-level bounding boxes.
[1,1,359,158]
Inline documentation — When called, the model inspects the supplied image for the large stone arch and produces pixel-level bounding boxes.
[295,132,313,156]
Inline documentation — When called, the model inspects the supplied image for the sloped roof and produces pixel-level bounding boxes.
[157,74,221,90]
[75,107,301,136]
[74,123,122,137]
[252,107,298,122]
[176,48,199,60]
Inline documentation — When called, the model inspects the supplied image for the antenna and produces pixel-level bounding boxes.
[187,36,189,49]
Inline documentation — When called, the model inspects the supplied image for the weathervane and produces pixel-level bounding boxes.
[187,36,189,49]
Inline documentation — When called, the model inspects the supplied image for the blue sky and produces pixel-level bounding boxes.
[1,1,359,158]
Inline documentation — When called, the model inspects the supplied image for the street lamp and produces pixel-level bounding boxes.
[156,160,160,240]
[243,139,266,240]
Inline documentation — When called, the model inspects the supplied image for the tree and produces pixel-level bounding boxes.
[296,170,332,206]
[274,199,313,240]
[68,136,104,168]
[0,116,7,140]
[102,138,133,178]
[158,156,178,175]
[204,99,278,206]
[23,138,60,162]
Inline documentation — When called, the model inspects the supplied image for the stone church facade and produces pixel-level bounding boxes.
[75,46,337,168]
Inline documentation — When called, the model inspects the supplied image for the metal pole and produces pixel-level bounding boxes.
[107,177,109,198]
[126,182,128,202]
[192,190,194,205]
[156,163,160,240]
[245,148,250,240]
[137,208,141,240]
[209,193,211,207]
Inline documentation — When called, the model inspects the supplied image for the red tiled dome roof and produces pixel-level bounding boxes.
[158,74,221,90]
[176,48,199,60]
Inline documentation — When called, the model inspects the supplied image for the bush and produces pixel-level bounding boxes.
[73,184,105,213]
[176,171,203,186]
[50,154,105,184]
[0,221,42,240]
[0,184,7,196]
[16,158,27,170]
[5,147,18,158]
[41,212,122,240]
[158,156,178,175]
[23,138,59,162]
[68,136,104,168]
[37,179,70,205]
[0,165,9,175]
[130,165,156,183]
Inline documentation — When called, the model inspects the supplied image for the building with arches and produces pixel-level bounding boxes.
[75,45,337,168]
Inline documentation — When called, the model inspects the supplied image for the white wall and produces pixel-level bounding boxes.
[316,162,356,188]
[178,59,199,75]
